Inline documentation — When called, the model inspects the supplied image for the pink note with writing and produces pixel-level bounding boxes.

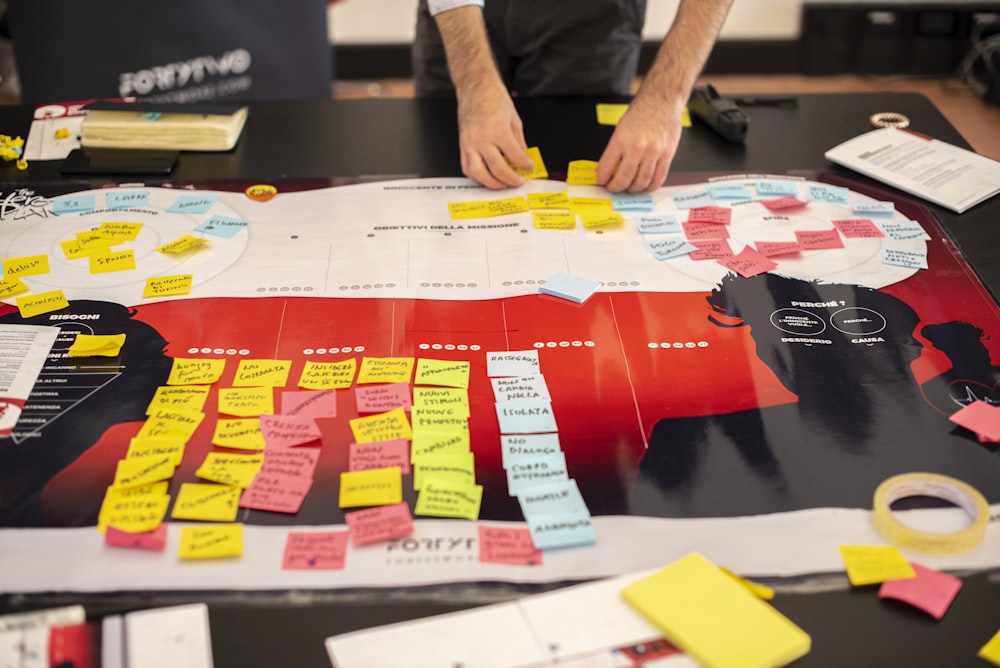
[761,196,808,211]
[349,439,411,474]
[949,399,1000,442]
[239,471,314,513]
[355,382,412,413]
[478,525,543,566]
[686,205,732,225]
[104,524,168,551]
[718,246,778,278]
[345,502,414,546]
[282,530,349,570]
[261,446,321,479]
[281,389,338,418]
[688,239,733,260]
[879,563,961,620]
[260,413,323,448]
[682,221,731,241]
[754,240,802,257]
[831,218,885,238]
[794,229,844,250]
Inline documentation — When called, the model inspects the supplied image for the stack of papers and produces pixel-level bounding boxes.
[81,102,248,151]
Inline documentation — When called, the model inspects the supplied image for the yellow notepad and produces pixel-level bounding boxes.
[621,552,811,668]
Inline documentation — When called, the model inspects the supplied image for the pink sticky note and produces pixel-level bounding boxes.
[478,525,543,566]
[281,389,338,418]
[832,218,885,239]
[282,530,349,570]
[259,413,323,448]
[949,400,1000,442]
[104,524,168,551]
[345,502,414,546]
[718,246,778,278]
[687,205,732,225]
[683,221,731,240]
[754,240,802,257]
[688,239,733,260]
[349,439,411,474]
[795,229,845,250]
[260,447,322,479]
[355,382,412,414]
[239,471,314,513]
[879,563,962,620]
[761,196,808,211]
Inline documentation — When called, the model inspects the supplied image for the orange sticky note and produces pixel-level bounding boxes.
[179,523,243,560]
[478,525,542,566]
[345,502,414,546]
[838,544,916,586]
[171,482,242,522]
[339,466,403,508]
[16,289,69,318]
[167,358,226,386]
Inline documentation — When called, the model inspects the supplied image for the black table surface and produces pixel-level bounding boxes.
[1,92,998,667]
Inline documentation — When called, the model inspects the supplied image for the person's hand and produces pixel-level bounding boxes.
[456,81,535,189]
[595,96,684,193]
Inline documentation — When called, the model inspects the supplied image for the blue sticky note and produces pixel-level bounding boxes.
[805,184,850,205]
[852,200,896,216]
[500,433,562,468]
[755,179,800,197]
[167,194,218,215]
[195,215,250,239]
[506,452,569,496]
[526,509,596,550]
[52,194,96,215]
[106,189,150,210]
[495,400,558,435]
[539,272,601,303]
[612,193,654,212]
[645,238,696,261]
[518,479,589,518]
[635,214,681,235]
[672,190,713,210]
[707,182,752,201]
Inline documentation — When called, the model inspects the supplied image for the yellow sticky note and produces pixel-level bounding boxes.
[157,234,209,254]
[179,523,243,560]
[218,386,274,417]
[414,479,483,520]
[349,407,413,444]
[212,418,266,450]
[512,146,548,179]
[411,429,471,462]
[16,289,70,318]
[171,482,242,522]
[0,276,28,298]
[98,221,143,241]
[413,452,476,490]
[566,160,599,185]
[533,211,576,230]
[111,454,177,489]
[75,230,116,250]
[232,359,292,388]
[719,567,776,601]
[596,103,629,126]
[527,191,571,210]
[54,127,70,139]
[144,274,193,299]
[339,466,403,508]
[126,435,186,466]
[447,196,530,220]
[412,387,469,416]
[146,385,210,415]
[167,358,226,386]
[579,211,626,229]
[89,248,135,274]
[569,196,613,213]
[299,358,357,390]
[195,451,264,488]
[979,628,1000,666]
[60,238,107,261]
[838,545,916,586]
[682,106,692,128]
[97,482,168,530]
[67,333,125,357]
[621,552,811,668]
[357,356,415,385]
[410,406,469,432]
[414,358,470,389]
[136,409,205,441]
[100,489,170,535]
[4,253,49,278]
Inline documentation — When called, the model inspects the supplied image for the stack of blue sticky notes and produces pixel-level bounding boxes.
[539,272,601,303]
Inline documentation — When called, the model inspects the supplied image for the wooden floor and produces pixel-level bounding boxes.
[334,74,1000,161]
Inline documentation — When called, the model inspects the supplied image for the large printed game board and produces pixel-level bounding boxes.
[1,173,999,593]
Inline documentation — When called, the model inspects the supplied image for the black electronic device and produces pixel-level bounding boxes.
[687,84,749,143]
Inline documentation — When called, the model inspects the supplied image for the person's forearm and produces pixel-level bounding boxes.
[434,6,505,100]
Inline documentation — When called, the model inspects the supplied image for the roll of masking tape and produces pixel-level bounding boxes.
[872,473,989,554]
[869,112,910,129]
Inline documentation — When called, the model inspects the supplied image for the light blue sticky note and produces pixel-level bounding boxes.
[518,479,589,518]
[707,182,752,201]
[167,194,218,215]
[635,214,681,235]
[52,194,96,215]
[877,220,930,241]
[645,237,697,261]
[672,190,713,210]
[506,452,568,496]
[106,189,150,210]
[500,433,562,468]
[195,215,250,239]
[882,247,928,270]
[495,400,558,435]
[805,184,850,205]
[852,200,896,216]
[611,193,654,212]
[539,272,601,303]
[486,350,540,378]
[755,179,800,197]
[491,374,550,403]
[526,509,596,550]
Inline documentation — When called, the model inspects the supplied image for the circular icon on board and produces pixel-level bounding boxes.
[831,307,886,335]
[771,308,826,336]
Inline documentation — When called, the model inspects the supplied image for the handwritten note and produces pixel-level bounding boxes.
[178,524,243,559]
[259,413,322,448]
[218,386,274,417]
[239,471,313,514]
[756,179,800,197]
[281,389,338,418]
[831,218,885,238]
[349,439,411,474]
[89,248,136,274]
[106,189,150,209]
[261,447,322,479]
[414,479,483,520]
[157,234,209,254]
[512,146,548,179]
[339,467,403,508]
[645,237,697,261]
[357,357,415,385]
[495,400,558,434]
[527,191,570,210]
[882,247,928,270]
[718,246,778,278]
[16,289,69,318]
[448,196,530,219]
[0,276,27,298]
[111,454,176,489]
[413,452,476,490]
[410,429,470,462]
[105,524,168,551]
[635,214,681,235]
[672,190,713,210]
[412,387,469,414]
[478,525,543,566]
[195,451,263,488]
[877,219,930,241]
[147,385,210,415]
[167,358,226,386]
[486,349,540,377]
[500,433,561,467]
[566,160,598,185]
[505,452,569,496]
[794,229,845,250]
[754,240,802,257]
[578,211,626,229]
[97,221,143,241]
[688,239,734,260]
[233,359,292,387]
[355,382,412,413]
[611,193,654,211]
[682,221,730,240]
[345,502,414,546]
[491,375,549,403]
[349,407,413,444]
[167,194,218,214]
[126,435,186,465]
[136,409,205,441]
[761,196,808,211]
[517,479,589,518]
[102,491,170,534]
[414,358,471,388]
[3,253,49,278]
[706,182,752,201]
[852,200,895,216]
[298,359,357,390]
[52,194,96,214]
[525,509,595,549]
[282,530,349,570]
[195,215,249,239]
[838,544,916,586]
[171,483,242,522]
[211,418,265,450]
[806,184,850,204]
[144,274,193,299]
